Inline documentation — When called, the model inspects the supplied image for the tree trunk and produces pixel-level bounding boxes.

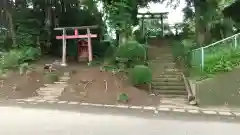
[194,0,204,46]
[6,10,17,47]
[44,5,53,46]
[193,0,212,46]
[3,0,17,47]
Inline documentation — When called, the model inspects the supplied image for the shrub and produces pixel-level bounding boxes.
[18,46,41,63]
[0,50,21,69]
[115,40,146,59]
[115,40,147,68]
[204,48,240,74]
[117,93,129,103]
[128,65,152,85]
[0,46,41,70]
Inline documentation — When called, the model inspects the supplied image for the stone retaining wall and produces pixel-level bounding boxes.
[188,68,240,107]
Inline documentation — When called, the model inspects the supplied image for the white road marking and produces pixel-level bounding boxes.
[202,110,217,114]
[143,106,156,110]
[173,108,185,112]
[158,107,171,111]
[58,101,68,104]
[129,106,142,109]
[68,102,79,105]
[116,105,129,108]
[187,109,200,114]
[218,111,232,116]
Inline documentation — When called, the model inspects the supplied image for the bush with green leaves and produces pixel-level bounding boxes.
[204,48,240,74]
[128,65,152,85]
[0,50,21,69]
[18,46,41,63]
[115,40,147,68]
[116,40,146,59]
[0,46,41,70]
[117,93,129,103]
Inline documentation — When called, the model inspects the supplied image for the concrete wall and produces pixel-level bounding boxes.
[188,68,240,107]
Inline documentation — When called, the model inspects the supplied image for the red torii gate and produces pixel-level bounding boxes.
[54,25,98,66]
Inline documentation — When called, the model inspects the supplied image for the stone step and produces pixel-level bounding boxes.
[59,76,70,81]
[150,63,176,68]
[153,89,187,95]
[152,85,186,90]
[63,72,70,76]
[164,68,181,72]
[156,74,182,78]
[159,98,189,104]
[54,81,67,84]
[153,71,183,76]
[157,94,188,99]
[153,77,183,82]
[152,58,174,62]
[152,81,185,86]
[44,84,67,87]
[39,87,65,91]
[37,89,63,93]
[37,91,62,96]
[156,53,173,56]
[151,57,174,60]
[40,96,59,100]
[37,88,63,93]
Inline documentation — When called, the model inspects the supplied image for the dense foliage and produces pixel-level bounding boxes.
[0,0,106,72]
[129,65,152,85]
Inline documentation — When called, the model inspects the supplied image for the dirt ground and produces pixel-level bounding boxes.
[59,65,160,106]
[0,57,160,106]
[0,59,62,100]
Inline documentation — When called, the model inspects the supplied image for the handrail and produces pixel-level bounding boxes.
[193,32,240,51]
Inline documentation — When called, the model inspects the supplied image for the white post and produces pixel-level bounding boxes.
[201,47,204,71]
[234,35,237,49]
[161,15,164,37]
[61,28,67,66]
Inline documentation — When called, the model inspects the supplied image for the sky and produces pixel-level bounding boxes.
[138,1,186,25]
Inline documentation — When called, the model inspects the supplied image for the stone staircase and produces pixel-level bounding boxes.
[148,40,188,103]
[23,72,70,101]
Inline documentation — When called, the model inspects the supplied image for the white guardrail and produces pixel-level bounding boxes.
[192,32,240,70]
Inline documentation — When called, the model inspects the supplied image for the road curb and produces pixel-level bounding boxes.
[9,99,240,117]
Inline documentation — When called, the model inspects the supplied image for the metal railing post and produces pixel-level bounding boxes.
[201,47,204,71]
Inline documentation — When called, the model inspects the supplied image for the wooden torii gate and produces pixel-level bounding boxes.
[54,25,98,66]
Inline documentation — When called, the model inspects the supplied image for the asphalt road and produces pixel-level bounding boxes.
[0,105,239,135]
